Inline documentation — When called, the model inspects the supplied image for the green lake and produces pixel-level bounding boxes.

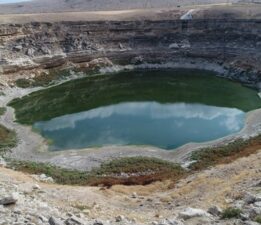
[9,69,261,150]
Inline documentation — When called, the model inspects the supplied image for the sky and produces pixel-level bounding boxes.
[0,0,31,4]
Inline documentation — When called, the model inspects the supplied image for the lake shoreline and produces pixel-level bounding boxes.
[1,69,261,171]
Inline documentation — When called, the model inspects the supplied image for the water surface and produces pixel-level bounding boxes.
[34,102,245,150]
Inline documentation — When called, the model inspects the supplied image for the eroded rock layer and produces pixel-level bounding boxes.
[0,19,261,86]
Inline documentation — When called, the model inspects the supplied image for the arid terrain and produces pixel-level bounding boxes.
[0,148,260,225]
[0,0,242,14]
[0,1,261,225]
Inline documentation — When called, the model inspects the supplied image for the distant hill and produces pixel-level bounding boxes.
[0,0,236,14]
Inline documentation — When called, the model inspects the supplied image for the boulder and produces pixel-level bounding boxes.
[207,206,222,216]
[244,193,256,204]
[0,197,17,206]
[49,216,64,225]
[65,215,85,225]
[178,208,209,220]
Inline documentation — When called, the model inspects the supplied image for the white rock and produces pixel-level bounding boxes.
[0,157,6,167]
[178,208,209,220]
[168,43,179,49]
[33,184,41,190]
[131,192,138,198]
[157,219,184,225]
[253,201,261,207]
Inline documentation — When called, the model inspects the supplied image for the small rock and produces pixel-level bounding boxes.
[39,215,48,222]
[0,197,17,206]
[33,184,41,190]
[32,174,54,183]
[65,215,84,225]
[208,206,222,216]
[93,220,103,225]
[131,192,138,198]
[253,201,261,207]
[115,215,125,222]
[168,43,179,49]
[155,219,184,225]
[240,212,250,221]
[243,221,260,225]
[26,48,35,56]
[178,208,209,220]
[13,45,23,51]
[49,216,64,225]
[244,193,256,204]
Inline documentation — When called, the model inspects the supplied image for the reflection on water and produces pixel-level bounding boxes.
[34,102,245,150]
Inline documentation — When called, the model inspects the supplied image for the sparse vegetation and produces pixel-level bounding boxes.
[221,207,242,219]
[90,157,187,186]
[0,107,6,116]
[15,69,73,88]
[8,157,187,187]
[15,78,33,88]
[255,215,261,224]
[6,133,261,187]
[0,124,17,153]
[189,135,261,170]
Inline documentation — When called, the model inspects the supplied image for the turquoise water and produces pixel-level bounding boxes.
[34,102,245,150]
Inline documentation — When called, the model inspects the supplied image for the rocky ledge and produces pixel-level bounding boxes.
[0,19,261,88]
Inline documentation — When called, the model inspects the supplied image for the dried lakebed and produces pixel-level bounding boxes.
[3,69,261,170]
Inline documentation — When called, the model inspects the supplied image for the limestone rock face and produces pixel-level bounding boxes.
[0,20,260,87]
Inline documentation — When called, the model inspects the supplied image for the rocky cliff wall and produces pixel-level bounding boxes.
[0,19,261,86]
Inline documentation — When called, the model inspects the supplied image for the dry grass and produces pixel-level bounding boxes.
[9,157,186,187]
[189,135,261,170]
[0,124,17,153]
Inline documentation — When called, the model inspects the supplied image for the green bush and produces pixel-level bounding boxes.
[0,125,17,153]
[9,157,186,186]
[221,207,242,219]
[0,107,6,116]
[255,215,261,224]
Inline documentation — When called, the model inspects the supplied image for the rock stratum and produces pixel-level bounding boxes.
[0,17,261,87]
